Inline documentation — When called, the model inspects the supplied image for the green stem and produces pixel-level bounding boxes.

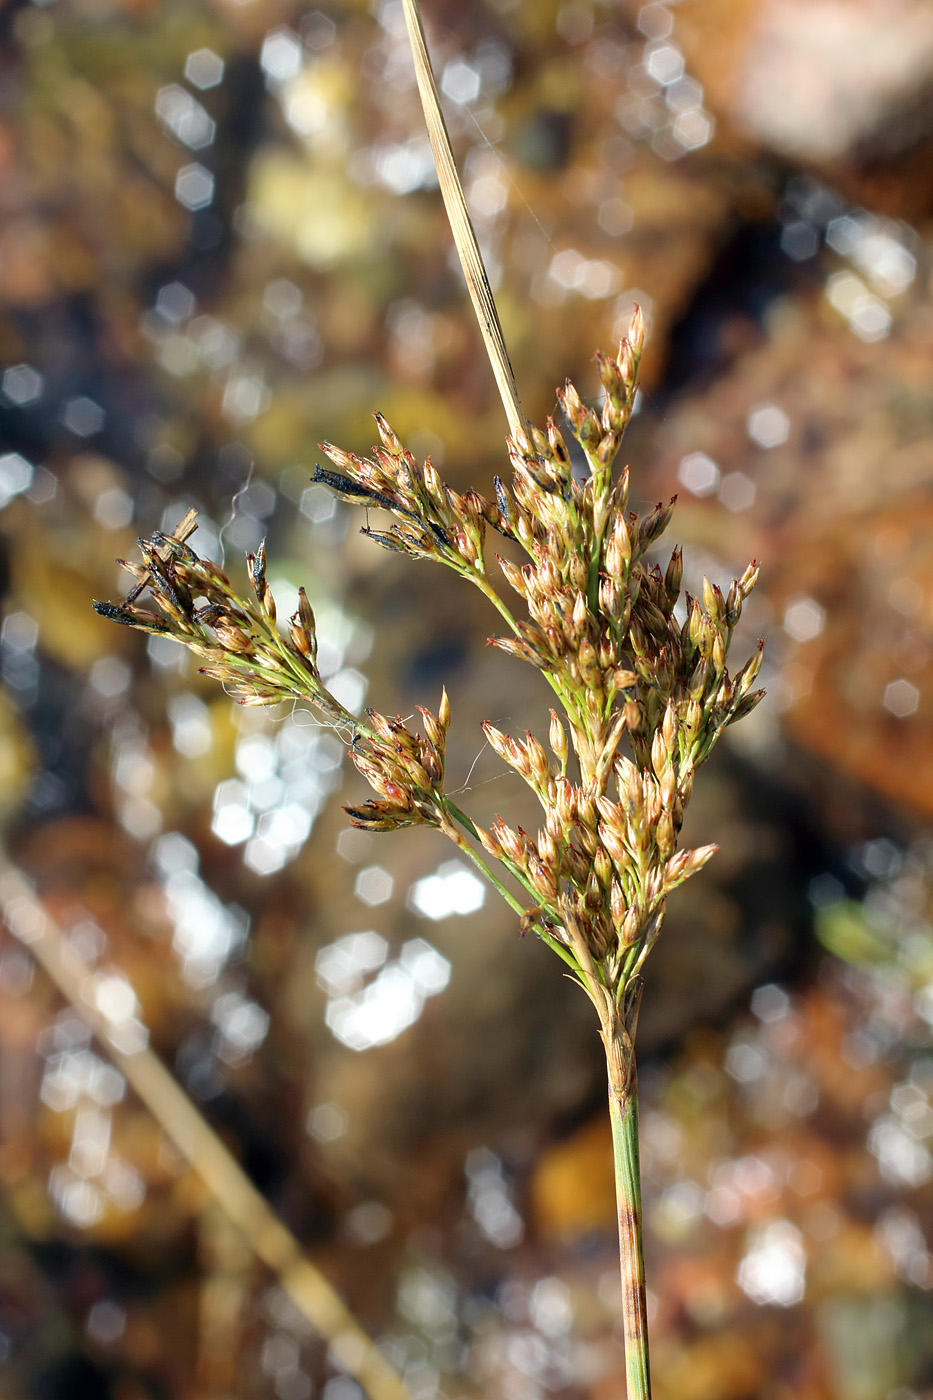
[440,800,583,975]
[467,571,579,719]
[440,800,535,921]
[608,1069,651,1400]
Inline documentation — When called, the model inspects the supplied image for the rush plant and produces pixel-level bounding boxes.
[94,6,764,1395]
[94,309,763,1397]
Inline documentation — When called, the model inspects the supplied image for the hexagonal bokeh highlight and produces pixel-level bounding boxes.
[783,596,826,643]
[677,450,720,497]
[174,163,215,212]
[883,678,919,718]
[185,47,224,90]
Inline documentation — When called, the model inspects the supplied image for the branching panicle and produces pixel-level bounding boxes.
[93,308,763,1145]
[301,309,763,1016]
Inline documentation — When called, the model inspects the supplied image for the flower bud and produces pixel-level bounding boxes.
[477,826,503,859]
[498,556,527,597]
[373,412,403,453]
[524,731,550,784]
[594,846,613,888]
[548,710,568,767]
[664,546,683,608]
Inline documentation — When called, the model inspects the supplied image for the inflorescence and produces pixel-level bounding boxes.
[95,310,764,1055]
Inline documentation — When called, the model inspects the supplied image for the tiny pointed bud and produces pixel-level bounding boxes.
[558,379,585,425]
[594,846,612,888]
[725,578,743,627]
[531,425,549,459]
[599,574,621,618]
[618,340,636,392]
[423,459,446,507]
[664,546,683,608]
[711,629,727,674]
[373,412,403,453]
[662,700,678,751]
[417,706,442,750]
[657,810,675,859]
[566,554,586,593]
[421,740,444,784]
[297,586,315,634]
[261,582,276,623]
[651,727,668,778]
[524,731,550,783]
[546,417,570,463]
[739,560,760,598]
[477,825,503,859]
[290,617,312,658]
[482,722,511,762]
[730,688,765,722]
[623,698,641,732]
[629,303,645,357]
[596,433,616,466]
[438,686,451,731]
[638,497,676,548]
[549,709,568,767]
[319,441,355,470]
[608,879,625,930]
[619,906,640,947]
[498,556,528,597]
[735,640,765,695]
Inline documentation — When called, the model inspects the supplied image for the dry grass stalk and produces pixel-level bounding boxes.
[399,0,525,443]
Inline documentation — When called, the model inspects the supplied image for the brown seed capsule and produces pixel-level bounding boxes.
[664,546,683,608]
[214,621,254,653]
[421,741,444,784]
[599,575,621,618]
[623,698,641,731]
[290,618,312,657]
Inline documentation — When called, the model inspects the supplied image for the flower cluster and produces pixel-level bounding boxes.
[315,414,497,578]
[94,310,764,1064]
[345,694,451,831]
[313,309,764,1004]
[92,511,353,728]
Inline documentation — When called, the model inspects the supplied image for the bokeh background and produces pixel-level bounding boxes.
[0,0,931,1396]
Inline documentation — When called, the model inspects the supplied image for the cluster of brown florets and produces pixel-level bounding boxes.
[308,310,763,982]
[93,515,350,727]
[345,694,451,831]
[95,309,764,1009]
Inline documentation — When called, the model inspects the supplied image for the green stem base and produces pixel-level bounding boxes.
[608,1075,652,1400]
